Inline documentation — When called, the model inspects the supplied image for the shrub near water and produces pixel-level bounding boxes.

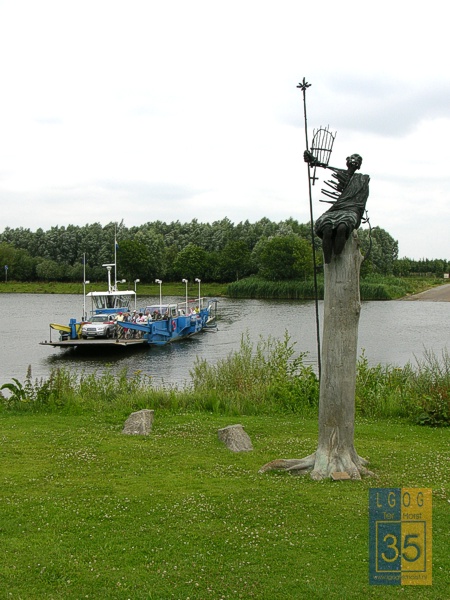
[189,332,319,415]
[227,276,322,299]
[356,349,450,426]
[0,365,154,415]
[1,335,449,426]
[0,334,318,417]
[227,274,444,300]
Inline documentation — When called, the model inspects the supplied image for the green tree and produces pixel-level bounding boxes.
[359,227,398,274]
[217,241,253,282]
[252,235,313,280]
[393,257,412,277]
[0,242,36,281]
[117,230,166,282]
[172,243,211,281]
[35,259,63,281]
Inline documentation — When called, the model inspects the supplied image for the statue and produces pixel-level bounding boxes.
[304,151,370,263]
[259,80,374,480]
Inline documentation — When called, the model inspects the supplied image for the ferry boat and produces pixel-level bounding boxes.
[40,264,217,349]
[114,298,218,346]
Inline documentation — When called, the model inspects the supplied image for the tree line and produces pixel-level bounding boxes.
[0,218,448,283]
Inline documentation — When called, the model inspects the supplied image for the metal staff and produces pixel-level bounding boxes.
[297,77,322,380]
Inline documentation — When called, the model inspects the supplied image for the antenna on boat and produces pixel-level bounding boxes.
[102,263,115,293]
[155,279,163,313]
[182,279,189,313]
[114,223,118,290]
[195,278,201,310]
[82,252,90,321]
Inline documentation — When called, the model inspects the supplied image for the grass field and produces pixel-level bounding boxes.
[0,281,228,297]
[0,276,443,301]
[1,412,448,599]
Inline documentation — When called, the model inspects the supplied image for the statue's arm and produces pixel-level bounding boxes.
[303,150,341,171]
[304,150,328,169]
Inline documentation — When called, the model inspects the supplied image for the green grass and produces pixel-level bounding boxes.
[1,335,448,597]
[0,281,228,297]
[2,335,449,427]
[226,275,445,300]
[0,413,448,599]
[0,276,444,300]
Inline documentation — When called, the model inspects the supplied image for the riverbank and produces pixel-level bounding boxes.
[402,282,450,301]
[226,275,445,301]
[0,277,445,300]
[0,281,229,297]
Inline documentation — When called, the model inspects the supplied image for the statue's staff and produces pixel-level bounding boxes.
[297,77,322,379]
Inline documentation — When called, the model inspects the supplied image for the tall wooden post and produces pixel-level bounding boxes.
[259,232,372,479]
[311,232,367,479]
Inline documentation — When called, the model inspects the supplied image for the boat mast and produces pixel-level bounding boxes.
[83,253,87,320]
[114,223,118,291]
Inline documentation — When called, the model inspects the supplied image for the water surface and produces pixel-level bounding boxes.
[0,294,448,386]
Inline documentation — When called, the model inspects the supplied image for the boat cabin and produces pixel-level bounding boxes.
[87,290,136,315]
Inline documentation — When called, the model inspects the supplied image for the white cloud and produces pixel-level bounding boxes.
[0,0,449,259]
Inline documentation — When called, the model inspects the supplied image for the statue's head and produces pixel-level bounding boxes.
[346,154,363,170]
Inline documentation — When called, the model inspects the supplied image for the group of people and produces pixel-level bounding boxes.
[114,310,151,338]
[113,305,201,339]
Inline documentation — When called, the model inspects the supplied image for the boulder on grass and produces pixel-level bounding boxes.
[218,424,253,452]
[122,409,154,436]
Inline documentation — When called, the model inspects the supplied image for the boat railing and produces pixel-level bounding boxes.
[177,297,210,314]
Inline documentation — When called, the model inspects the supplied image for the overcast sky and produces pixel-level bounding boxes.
[0,1,449,260]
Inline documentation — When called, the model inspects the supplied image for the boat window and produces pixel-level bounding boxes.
[91,295,132,310]
[93,297,107,310]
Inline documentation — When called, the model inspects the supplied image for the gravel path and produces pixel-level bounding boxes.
[402,283,450,302]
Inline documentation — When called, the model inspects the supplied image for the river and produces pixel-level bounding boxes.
[0,294,449,388]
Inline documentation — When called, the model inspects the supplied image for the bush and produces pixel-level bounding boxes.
[227,276,322,299]
[413,349,450,427]
[356,349,450,426]
[1,339,448,427]
[189,331,319,415]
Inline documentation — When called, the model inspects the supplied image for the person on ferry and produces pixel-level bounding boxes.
[115,312,124,338]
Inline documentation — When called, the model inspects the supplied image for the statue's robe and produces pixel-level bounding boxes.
[314,171,370,239]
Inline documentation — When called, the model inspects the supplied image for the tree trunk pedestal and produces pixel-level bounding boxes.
[260,232,373,480]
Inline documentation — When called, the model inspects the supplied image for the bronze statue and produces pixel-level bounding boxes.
[304,151,370,264]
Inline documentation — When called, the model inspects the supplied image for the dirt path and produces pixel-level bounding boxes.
[402,283,450,302]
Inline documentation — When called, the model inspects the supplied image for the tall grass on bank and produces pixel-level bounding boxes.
[0,334,319,418]
[189,332,319,415]
[356,349,450,426]
[1,335,449,426]
[227,276,322,299]
[227,275,444,300]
